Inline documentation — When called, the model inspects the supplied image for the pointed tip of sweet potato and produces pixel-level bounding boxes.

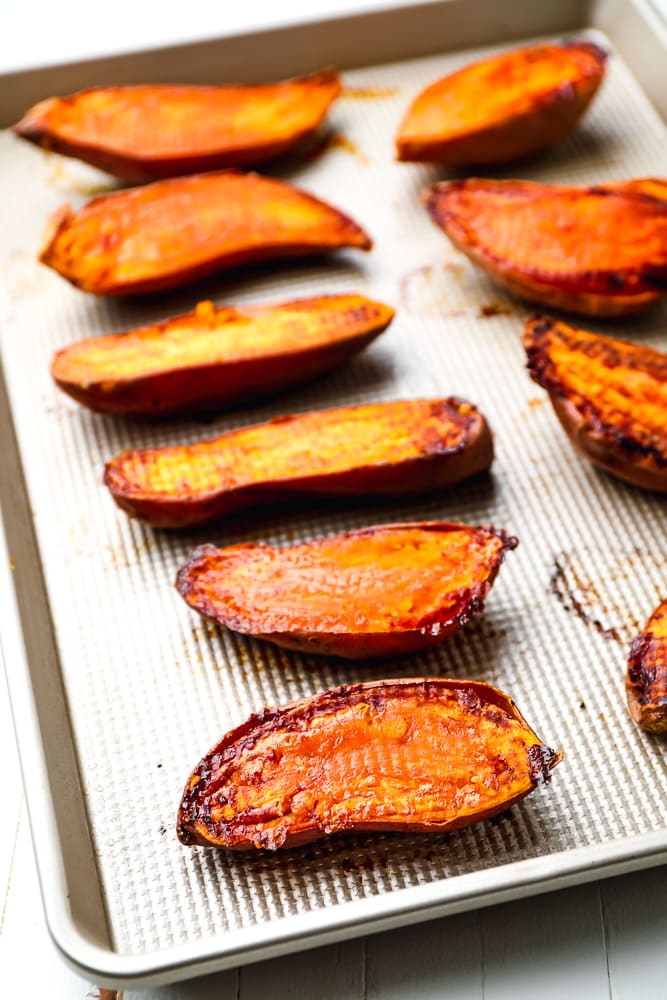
[420,179,454,217]
[301,67,343,96]
[38,202,75,266]
[341,219,373,251]
[12,97,56,143]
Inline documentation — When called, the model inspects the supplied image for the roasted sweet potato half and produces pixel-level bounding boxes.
[396,41,606,164]
[104,397,493,529]
[39,170,372,296]
[423,178,667,317]
[177,677,561,849]
[176,521,517,658]
[524,315,667,492]
[14,71,341,181]
[50,294,394,416]
[627,601,667,734]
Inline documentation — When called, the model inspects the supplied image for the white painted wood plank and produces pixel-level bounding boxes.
[365,911,483,999]
[0,800,240,1000]
[480,882,610,1000]
[602,866,667,1000]
[0,809,95,998]
[239,939,363,999]
[126,967,238,1000]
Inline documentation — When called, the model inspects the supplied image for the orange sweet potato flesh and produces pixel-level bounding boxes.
[13,71,341,181]
[423,178,667,317]
[396,41,606,164]
[177,677,561,849]
[176,521,517,658]
[104,397,493,528]
[39,170,372,296]
[524,315,667,492]
[627,601,667,734]
[50,294,394,416]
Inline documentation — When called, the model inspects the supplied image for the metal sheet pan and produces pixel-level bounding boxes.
[1,0,666,987]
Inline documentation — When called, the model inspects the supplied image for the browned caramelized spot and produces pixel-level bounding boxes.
[341,86,399,99]
[177,679,559,849]
[525,315,667,466]
[176,522,515,641]
[424,179,667,296]
[479,302,513,318]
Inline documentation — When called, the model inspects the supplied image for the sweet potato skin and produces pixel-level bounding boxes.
[524,315,667,492]
[176,522,517,658]
[627,601,667,734]
[39,170,372,296]
[50,294,394,416]
[396,41,606,164]
[13,71,341,181]
[103,397,494,528]
[423,178,667,317]
[177,677,560,850]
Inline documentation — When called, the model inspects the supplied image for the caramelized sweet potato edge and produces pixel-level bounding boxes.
[175,523,518,653]
[50,295,395,416]
[103,397,493,530]
[396,41,607,163]
[524,314,667,470]
[626,604,667,734]
[177,677,561,849]
[422,179,667,298]
[14,70,343,179]
[39,170,373,296]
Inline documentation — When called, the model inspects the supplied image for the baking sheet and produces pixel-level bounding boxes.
[1,0,666,985]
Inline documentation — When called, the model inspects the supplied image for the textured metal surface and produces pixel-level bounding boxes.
[1,25,666,964]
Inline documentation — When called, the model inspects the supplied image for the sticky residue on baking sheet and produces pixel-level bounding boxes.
[302,130,369,164]
[341,852,390,873]
[398,261,466,317]
[478,301,514,318]
[191,623,218,642]
[516,396,548,423]
[184,622,223,672]
[45,158,119,196]
[104,536,155,571]
[398,258,518,319]
[549,546,666,643]
[341,86,399,99]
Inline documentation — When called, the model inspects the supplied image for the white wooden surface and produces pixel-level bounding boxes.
[2,1,667,996]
